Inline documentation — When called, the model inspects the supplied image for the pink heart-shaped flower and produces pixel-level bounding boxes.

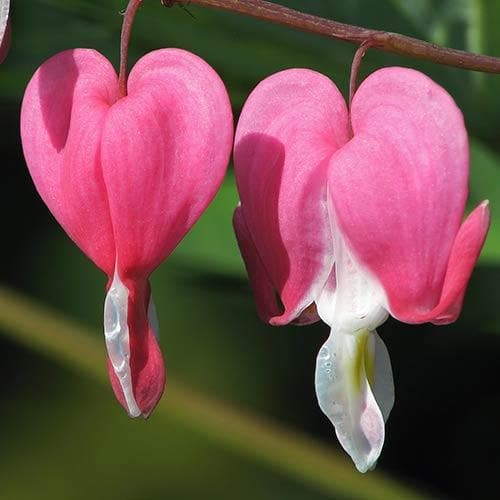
[233,66,489,471]
[21,48,233,417]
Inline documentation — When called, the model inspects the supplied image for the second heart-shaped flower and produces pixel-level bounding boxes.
[233,66,489,471]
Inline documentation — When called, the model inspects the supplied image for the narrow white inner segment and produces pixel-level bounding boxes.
[316,227,388,332]
[104,268,141,417]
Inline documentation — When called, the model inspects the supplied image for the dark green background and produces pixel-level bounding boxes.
[2,1,500,499]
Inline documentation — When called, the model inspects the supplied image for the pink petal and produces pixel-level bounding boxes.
[234,69,349,325]
[405,201,490,324]
[233,205,282,322]
[100,48,233,279]
[21,49,117,275]
[234,204,318,324]
[329,67,472,320]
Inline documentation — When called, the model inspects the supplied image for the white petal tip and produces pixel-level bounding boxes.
[354,459,378,474]
[125,403,142,418]
[315,329,393,473]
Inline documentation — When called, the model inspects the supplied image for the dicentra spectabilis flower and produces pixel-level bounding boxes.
[21,48,233,417]
[233,67,490,471]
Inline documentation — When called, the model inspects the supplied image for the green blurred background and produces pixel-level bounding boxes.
[1,1,500,499]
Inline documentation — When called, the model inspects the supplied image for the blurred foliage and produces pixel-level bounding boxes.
[1,1,500,499]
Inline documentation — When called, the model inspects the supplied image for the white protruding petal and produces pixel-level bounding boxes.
[315,328,386,473]
[314,212,394,471]
[147,295,160,341]
[104,269,141,417]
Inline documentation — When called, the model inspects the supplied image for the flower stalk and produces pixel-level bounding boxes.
[118,0,143,98]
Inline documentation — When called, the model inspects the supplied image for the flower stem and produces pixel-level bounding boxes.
[118,0,143,99]
[166,0,500,74]
[349,39,375,110]
[348,39,376,136]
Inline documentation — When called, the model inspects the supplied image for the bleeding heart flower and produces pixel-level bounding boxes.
[21,48,233,418]
[233,67,490,471]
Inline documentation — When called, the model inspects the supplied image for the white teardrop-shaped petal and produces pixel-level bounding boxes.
[314,211,395,471]
[104,268,141,417]
[315,328,390,473]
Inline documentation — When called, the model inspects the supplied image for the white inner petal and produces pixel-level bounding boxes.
[314,216,394,471]
[104,268,141,417]
[315,328,391,473]
[316,226,388,332]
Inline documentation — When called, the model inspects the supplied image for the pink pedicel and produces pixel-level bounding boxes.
[233,67,489,471]
[21,48,233,417]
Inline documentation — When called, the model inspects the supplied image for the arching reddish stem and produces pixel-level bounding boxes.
[349,39,376,110]
[118,0,143,99]
[347,39,379,137]
[348,40,376,137]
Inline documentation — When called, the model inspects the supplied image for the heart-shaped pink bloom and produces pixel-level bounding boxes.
[233,67,489,471]
[21,48,233,417]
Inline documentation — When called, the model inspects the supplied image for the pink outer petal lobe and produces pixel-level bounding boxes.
[399,201,490,324]
[329,67,476,321]
[21,49,118,275]
[233,205,283,322]
[101,48,233,280]
[234,69,349,325]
